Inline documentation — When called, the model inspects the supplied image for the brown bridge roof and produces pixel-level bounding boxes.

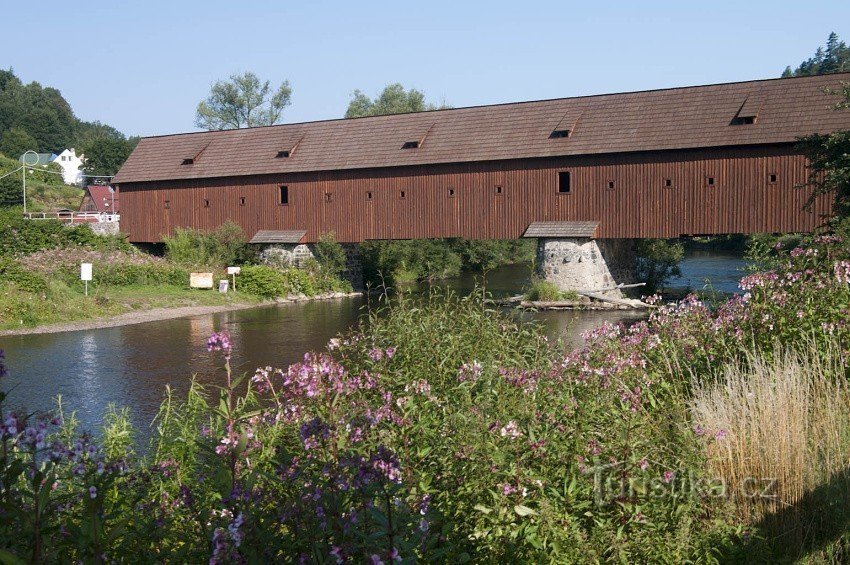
[114,73,850,184]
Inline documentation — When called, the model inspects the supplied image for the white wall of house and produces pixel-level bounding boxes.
[53,148,84,185]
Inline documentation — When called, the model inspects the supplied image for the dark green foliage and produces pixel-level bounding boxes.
[0,207,130,256]
[345,83,450,118]
[524,278,578,301]
[313,232,347,276]
[0,127,37,158]
[0,257,48,293]
[362,238,534,286]
[362,239,463,285]
[635,238,684,293]
[238,265,313,297]
[163,221,257,267]
[450,238,535,271]
[0,68,134,164]
[797,85,850,221]
[783,32,850,77]
[0,69,76,152]
[84,263,188,288]
[81,137,139,177]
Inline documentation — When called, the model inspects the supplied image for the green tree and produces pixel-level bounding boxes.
[783,32,850,77]
[195,72,293,130]
[798,83,850,221]
[82,137,139,177]
[635,239,684,293]
[0,70,77,152]
[0,127,37,158]
[344,83,449,118]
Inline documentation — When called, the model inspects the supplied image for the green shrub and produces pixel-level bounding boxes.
[0,207,131,256]
[0,258,48,293]
[163,221,256,267]
[238,265,288,297]
[635,238,684,293]
[313,232,347,276]
[524,279,578,301]
[89,263,189,287]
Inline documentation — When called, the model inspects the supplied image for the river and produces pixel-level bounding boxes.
[0,253,746,436]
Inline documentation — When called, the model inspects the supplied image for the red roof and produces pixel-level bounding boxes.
[114,73,850,184]
[84,185,119,213]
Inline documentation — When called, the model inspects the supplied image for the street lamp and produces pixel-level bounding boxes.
[21,150,39,215]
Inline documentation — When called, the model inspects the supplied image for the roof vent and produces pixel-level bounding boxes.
[276,150,291,158]
[731,93,766,126]
[550,129,571,139]
[401,123,434,150]
[402,140,420,149]
[180,142,209,165]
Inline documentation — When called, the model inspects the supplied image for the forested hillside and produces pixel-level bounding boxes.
[0,69,137,177]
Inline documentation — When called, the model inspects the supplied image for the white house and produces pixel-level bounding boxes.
[53,148,84,185]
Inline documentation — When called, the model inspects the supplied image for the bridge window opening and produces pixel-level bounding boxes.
[366,191,373,200]
[495,185,503,195]
[239,197,246,206]
[448,188,455,198]
[400,190,406,199]
[707,177,715,186]
[181,158,194,165]
[607,180,615,190]
[550,129,571,139]
[164,200,170,209]
[402,141,420,149]
[203,199,210,208]
[276,150,291,158]
[769,174,778,184]
[325,192,333,203]
[664,178,673,188]
[732,116,756,125]
[558,171,571,194]
[279,186,289,205]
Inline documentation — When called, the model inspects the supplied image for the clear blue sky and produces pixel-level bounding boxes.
[2,0,848,137]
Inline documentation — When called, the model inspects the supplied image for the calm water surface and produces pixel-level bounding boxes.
[0,253,745,435]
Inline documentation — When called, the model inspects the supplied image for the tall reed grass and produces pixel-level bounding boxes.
[690,342,850,553]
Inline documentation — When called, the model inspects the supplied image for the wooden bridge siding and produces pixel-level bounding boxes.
[118,146,828,243]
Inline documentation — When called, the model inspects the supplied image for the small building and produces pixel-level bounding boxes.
[19,149,84,185]
[53,148,84,185]
[79,184,119,214]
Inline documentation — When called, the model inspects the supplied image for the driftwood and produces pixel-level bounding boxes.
[575,290,652,309]
[574,282,646,294]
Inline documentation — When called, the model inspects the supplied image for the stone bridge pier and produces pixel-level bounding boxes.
[250,230,364,291]
[526,222,636,297]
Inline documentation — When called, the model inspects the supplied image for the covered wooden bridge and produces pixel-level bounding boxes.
[113,72,850,292]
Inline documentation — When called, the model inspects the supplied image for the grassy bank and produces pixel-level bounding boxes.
[0,214,353,330]
[0,231,848,561]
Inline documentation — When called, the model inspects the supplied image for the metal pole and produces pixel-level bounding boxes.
[22,162,26,215]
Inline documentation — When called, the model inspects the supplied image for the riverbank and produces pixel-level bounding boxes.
[0,290,362,337]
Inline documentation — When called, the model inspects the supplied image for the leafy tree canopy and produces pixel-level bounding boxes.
[195,72,293,130]
[0,127,37,158]
[82,137,140,177]
[345,83,450,118]
[783,32,850,77]
[0,68,137,179]
[799,84,850,221]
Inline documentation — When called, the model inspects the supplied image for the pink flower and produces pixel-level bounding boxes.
[499,421,521,440]
[385,347,396,359]
[662,470,675,484]
[714,429,728,440]
[639,459,649,471]
[206,332,232,359]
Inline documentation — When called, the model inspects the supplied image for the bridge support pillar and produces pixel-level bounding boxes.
[259,243,363,291]
[535,238,636,297]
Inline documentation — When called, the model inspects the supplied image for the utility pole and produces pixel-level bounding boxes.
[21,151,39,215]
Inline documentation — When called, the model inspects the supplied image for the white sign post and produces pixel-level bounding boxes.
[80,263,93,296]
[226,266,241,292]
